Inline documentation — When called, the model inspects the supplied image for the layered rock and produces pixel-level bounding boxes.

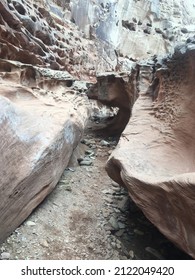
[106,39,195,258]
[0,59,89,242]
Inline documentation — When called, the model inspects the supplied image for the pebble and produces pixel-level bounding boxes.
[1,252,10,260]
[102,189,113,195]
[85,150,95,156]
[66,168,75,172]
[118,222,126,229]
[108,217,119,230]
[60,179,70,185]
[111,181,120,188]
[26,221,36,226]
[90,144,97,149]
[79,160,93,166]
[129,250,135,259]
[118,197,130,212]
[40,240,49,248]
[100,140,110,147]
[111,242,116,249]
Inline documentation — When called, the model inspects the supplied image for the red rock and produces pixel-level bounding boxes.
[106,42,195,258]
[0,60,88,243]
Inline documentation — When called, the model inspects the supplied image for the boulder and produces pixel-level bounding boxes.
[0,59,88,243]
[106,41,195,258]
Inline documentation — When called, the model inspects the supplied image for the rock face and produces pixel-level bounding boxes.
[0,0,101,80]
[0,59,89,243]
[70,0,195,60]
[87,69,138,135]
[106,39,195,258]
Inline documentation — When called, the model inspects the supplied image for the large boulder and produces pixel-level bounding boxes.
[0,59,89,243]
[106,40,195,258]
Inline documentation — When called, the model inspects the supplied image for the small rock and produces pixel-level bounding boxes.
[129,250,135,259]
[60,179,70,185]
[1,252,10,260]
[118,197,130,212]
[111,242,116,249]
[89,144,97,149]
[79,160,93,166]
[40,240,49,248]
[85,150,95,156]
[100,140,110,147]
[69,168,75,172]
[65,167,75,172]
[102,189,113,195]
[26,221,36,226]
[118,222,126,229]
[111,181,120,188]
[181,27,188,34]
[109,217,119,230]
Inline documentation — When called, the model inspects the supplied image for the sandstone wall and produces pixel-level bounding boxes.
[106,39,195,258]
[70,0,195,60]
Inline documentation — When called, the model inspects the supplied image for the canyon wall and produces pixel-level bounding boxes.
[70,0,195,61]
[105,39,195,258]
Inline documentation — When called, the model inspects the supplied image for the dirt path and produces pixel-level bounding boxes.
[0,121,191,260]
